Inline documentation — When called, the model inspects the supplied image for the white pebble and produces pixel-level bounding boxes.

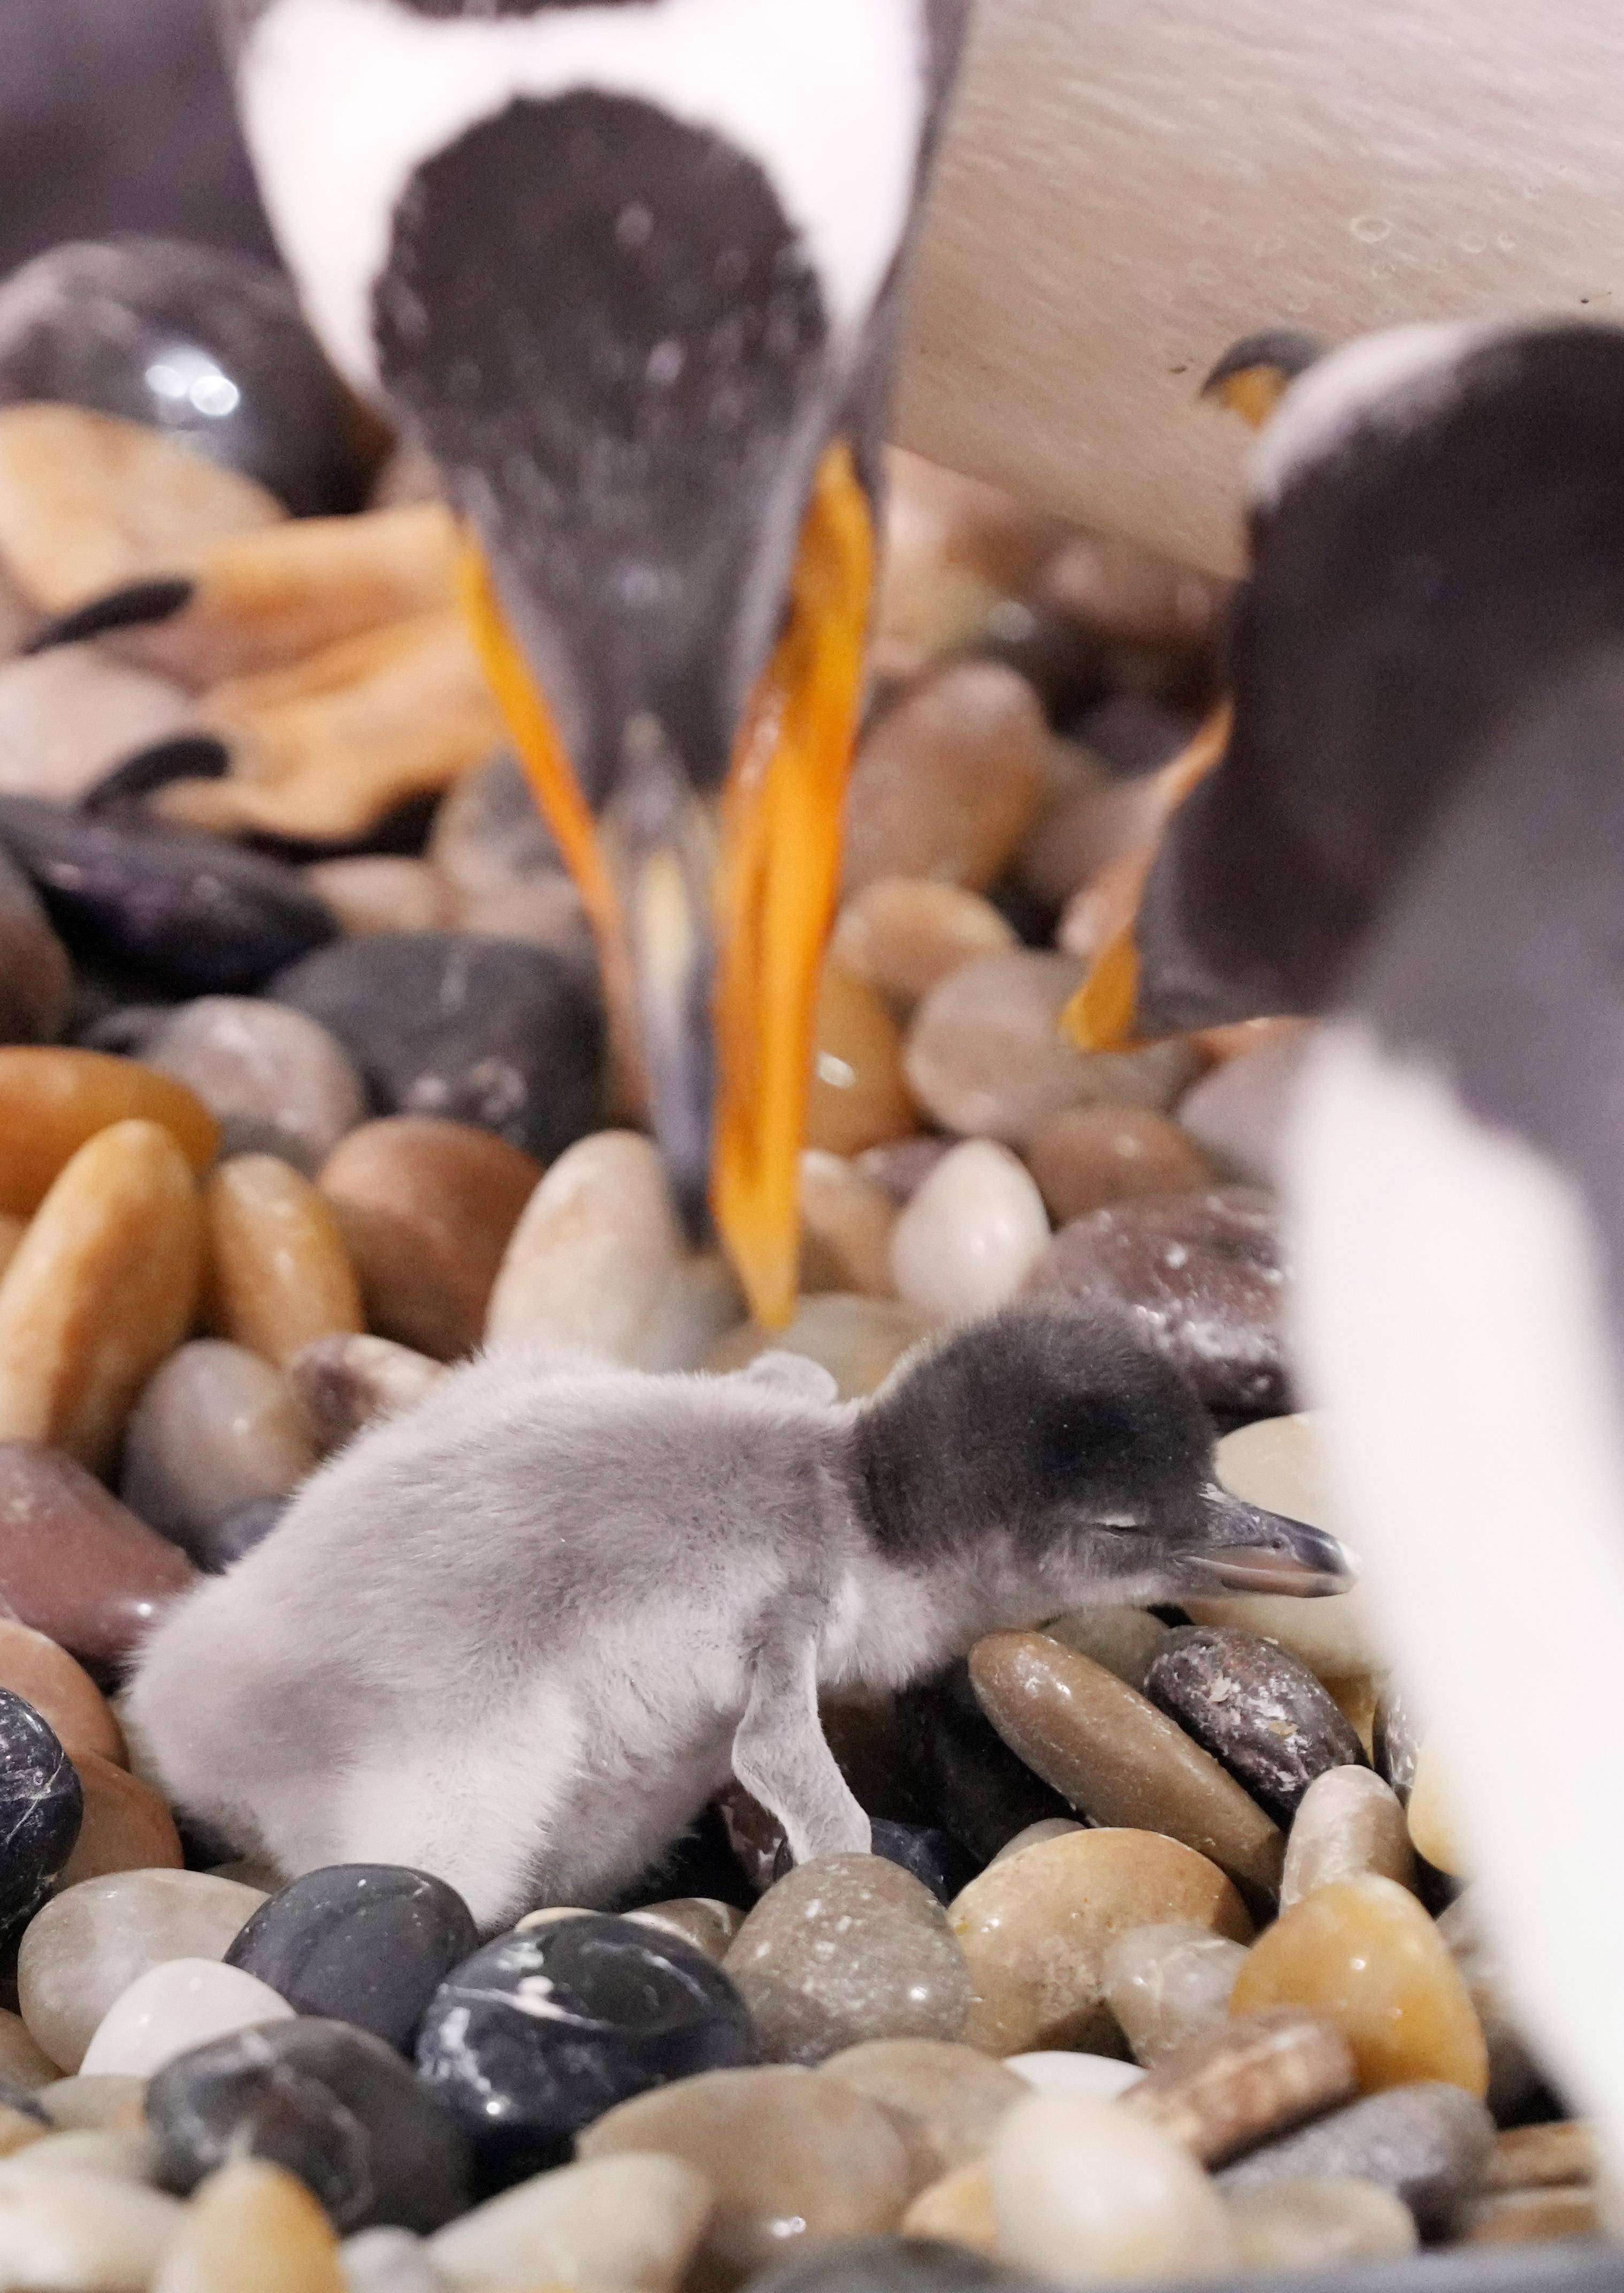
[0,2171,183,2291]
[991,2090,1236,2284]
[79,1960,292,2079]
[1005,2053,1145,2098]
[430,2152,711,2293]
[890,1140,1050,1321]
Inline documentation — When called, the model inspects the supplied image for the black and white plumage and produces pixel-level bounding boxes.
[124,1307,1346,1929]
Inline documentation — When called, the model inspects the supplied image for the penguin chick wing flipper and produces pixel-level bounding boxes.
[733,1601,870,1864]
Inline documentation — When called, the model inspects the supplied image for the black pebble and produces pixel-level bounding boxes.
[146,2017,471,2233]
[897,1660,1072,1864]
[0,1687,83,1937]
[416,1912,757,2191]
[769,1820,978,1906]
[196,1497,288,1574]
[1144,1625,1367,1824]
[269,933,603,1163]
[226,1864,478,2053]
[0,797,336,996]
[744,2238,1052,2293]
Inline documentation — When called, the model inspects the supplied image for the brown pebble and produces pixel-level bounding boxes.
[288,1332,444,1455]
[302,855,451,936]
[815,2038,1027,2193]
[831,878,1017,1015]
[0,1619,126,1765]
[804,964,917,1158]
[799,1152,897,1298]
[1125,2007,1357,2166]
[948,1826,1251,2056]
[59,1752,183,1888]
[0,2007,61,2091]
[0,1445,196,1668]
[1027,1104,1215,1225]
[1224,2176,1419,2271]
[0,1048,218,1218]
[1486,2121,1598,2191]
[1281,1768,1416,1910]
[969,1631,1285,1898]
[578,2063,911,2291]
[0,1120,204,1469]
[152,2158,344,2293]
[206,1153,363,1367]
[900,2161,997,2253]
[318,1116,541,1360]
[1459,2188,1602,2246]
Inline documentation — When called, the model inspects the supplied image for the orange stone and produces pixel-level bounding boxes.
[59,1751,183,1887]
[0,1048,218,1219]
[206,1154,363,1368]
[152,2158,344,2293]
[1228,1874,1489,2098]
[805,963,917,1158]
[900,2162,997,2253]
[0,1621,126,1765]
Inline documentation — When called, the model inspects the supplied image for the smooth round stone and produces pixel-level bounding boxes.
[800,1153,898,1300]
[416,1914,756,2188]
[1282,1769,1417,1912]
[0,1690,81,1936]
[1436,1892,1545,2120]
[1125,2007,1356,2166]
[59,1752,182,1888]
[626,1899,745,1966]
[0,795,337,996]
[1176,1030,1314,1190]
[1004,2055,1144,2100]
[0,648,196,806]
[289,1334,444,1456]
[429,2152,710,2293]
[484,1130,681,1360]
[1486,2119,1598,2191]
[206,1153,364,1369]
[270,934,603,1165]
[989,1821,1085,1868]
[841,660,1050,896]
[891,1143,1050,1324]
[906,953,1197,1146]
[1026,1106,1214,1227]
[19,1870,267,2073]
[1225,2176,1419,2270]
[897,1660,1073,1866]
[158,2157,346,2293]
[816,2040,1026,2195]
[1228,1875,1489,2097]
[831,880,1017,1016]
[0,1444,197,1669]
[1102,1924,1250,2069]
[0,1620,125,1765]
[901,2161,997,2252]
[724,1856,971,2067]
[304,856,452,938]
[1145,1627,1367,1827]
[990,2089,1237,2287]
[1022,1187,1290,1416]
[36,2077,149,2133]
[0,843,70,1044]
[0,2009,60,2092]
[0,2171,183,2287]
[805,965,917,1159]
[1041,1609,1168,1694]
[148,997,366,1176]
[149,2017,470,2234]
[707,1295,933,1402]
[342,2226,452,2293]
[318,1118,540,1362]
[0,2100,49,2161]
[120,1341,315,1563]
[226,1865,478,2054]
[969,1633,1285,1898]
[1460,2187,1603,2245]
[0,1120,204,1470]
[578,2063,911,2287]
[80,1958,293,2078]
[0,1048,217,1218]
[1215,2083,1496,2238]
[949,1830,1251,2057]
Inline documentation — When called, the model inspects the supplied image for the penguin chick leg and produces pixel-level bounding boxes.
[732,1609,870,1863]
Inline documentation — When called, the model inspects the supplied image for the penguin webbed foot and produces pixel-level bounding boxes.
[733,1599,870,1866]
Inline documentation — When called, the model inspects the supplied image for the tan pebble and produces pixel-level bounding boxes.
[0,648,197,804]
[38,2076,150,2131]
[1124,2008,1356,2166]
[1486,2121,1598,2191]
[804,964,917,1158]
[890,1142,1050,1323]
[0,1047,218,1220]
[1228,1874,1489,2097]
[949,1828,1251,2057]
[799,1152,897,1299]
[288,1332,443,1455]
[990,2089,1237,2286]
[1322,1675,1379,1759]
[153,2159,343,2293]
[59,1753,183,1889]
[1459,2188,1602,2245]
[1102,1923,1250,2068]
[989,1820,1085,1867]
[1027,1105,1215,1225]
[625,1900,744,1966]
[901,2161,997,2253]
[1281,1768,1415,1910]
[485,1131,683,1361]
[0,1215,24,1281]
[429,2152,711,2293]
[0,1621,126,1767]
[0,2169,183,2289]
[0,1120,203,1470]
[842,660,1050,896]
[206,1153,363,1367]
[0,2128,157,2186]
[1224,2176,1418,2271]
[578,2064,911,2288]
[816,2038,1027,2194]
[705,1294,932,1400]
[1407,1739,1467,1875]
[968,1631,1285,1898]
[831,878,1017,1015]
[303,855,451,936]
[1041,1607,1168,1692]
[0,2105,46,2160]
[0,2009,60,2093]
[319,1117,541,1361]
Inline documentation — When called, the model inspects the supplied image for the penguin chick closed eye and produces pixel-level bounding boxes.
[124,1308,1349,1930]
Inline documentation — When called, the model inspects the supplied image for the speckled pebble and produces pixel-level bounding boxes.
[0,1688,81,1938]
[1144,1627,1367,1826]
[1216,2083,1496,2239]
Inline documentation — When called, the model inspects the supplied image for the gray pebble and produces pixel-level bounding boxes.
[1217,2081,1495,2238]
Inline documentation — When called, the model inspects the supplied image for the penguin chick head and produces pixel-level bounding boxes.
[849,1304,1351,1610]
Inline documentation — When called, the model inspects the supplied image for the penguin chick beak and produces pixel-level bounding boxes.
[1188,1485,1355,1598]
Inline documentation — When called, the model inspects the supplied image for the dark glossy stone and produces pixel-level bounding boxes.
[146,2015,471,2233]
[0,845,70,1047]
[1375,1682,1424,1803]
[0,1442,198,1669]
[200,1496,288,1573]
[770,1820,978,1906]
[0,239,375,515]
[1145,1626,1367,1825]
[270,933,603,1164]
[1022,1186,1291,1415]
[1217,2082,1496,2240]
[745,2237,1049,2293]
[415,1913,758,2190]
[0,1688,82,1935]
[226,1864,478,2052]
[897,1660,1072,1865]
[0,797,336,996]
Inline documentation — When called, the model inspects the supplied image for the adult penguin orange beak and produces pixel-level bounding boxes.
[220,0,972,1326]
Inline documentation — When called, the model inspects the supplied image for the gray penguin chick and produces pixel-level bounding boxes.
[125,1305,1349,1929]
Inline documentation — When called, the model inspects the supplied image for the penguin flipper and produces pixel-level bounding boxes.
[733,1602,870,1864]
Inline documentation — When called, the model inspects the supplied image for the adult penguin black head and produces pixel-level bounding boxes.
[218,0,971,1320]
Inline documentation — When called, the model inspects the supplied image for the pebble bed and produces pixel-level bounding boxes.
[0,240,1596,2291]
